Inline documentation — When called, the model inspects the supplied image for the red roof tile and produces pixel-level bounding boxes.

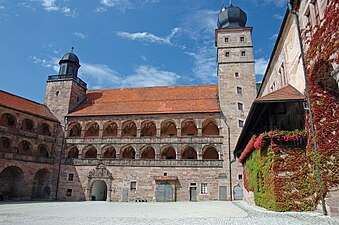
[0,90,58,121]
[68,85,220,116]
[255,85,305,102]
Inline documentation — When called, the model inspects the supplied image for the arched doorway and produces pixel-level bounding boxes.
[0,166,24,200]
[233,184,243,200]
[31,169,51,200]
[91,180,107,201]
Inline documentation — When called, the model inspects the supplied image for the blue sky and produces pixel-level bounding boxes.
[0,0,287,103]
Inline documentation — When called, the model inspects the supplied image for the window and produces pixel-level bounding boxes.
[237,87,243,95]
[225,52,230,57]
[238,120,244,128]
[241,51,246,57]
[66,189,72,197]
[130,181,137,191]
[235,72,239,77]
[56,91,59,96]
[237,102,244,111]
[201,183,208,194]
[225,37,229,43]
[240,36,244,42]
[238,174,243,180]
[68,173,74,181]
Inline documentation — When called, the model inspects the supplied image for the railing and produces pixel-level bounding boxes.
[0,126,56,143]
[48,74,87,88]
[63,158,223,167]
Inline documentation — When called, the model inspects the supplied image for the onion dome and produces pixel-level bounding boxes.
[217,4,247,29]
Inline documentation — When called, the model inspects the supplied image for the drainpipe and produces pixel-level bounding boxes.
[287,2,327,215]
[55,117,67,200]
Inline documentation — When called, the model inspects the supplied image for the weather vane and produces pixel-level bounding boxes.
[71,41,74,53]
[229,0,233,6]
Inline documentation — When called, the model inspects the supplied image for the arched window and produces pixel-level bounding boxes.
[121,146,136,159]
[66,146,79,159]
[103,121,118,137]
[181,120,198,136]
[42,123,51,136]
[202,146,219,160]
[21,119,34,132]
[202,120,219,136]
[68,122,82,137]
[84,122,99,137]
[181,146,197,160]
[121,121,137,137]
[83,146,97,159]
[37,144,49,158]
[140,146,155,159]
[160,146,176,160]
[0,137,11,153]
[160,120,177,136]
[0,113,16,127]
[17,140,33,156]
[102,146,116,159]
[141,121,156,136]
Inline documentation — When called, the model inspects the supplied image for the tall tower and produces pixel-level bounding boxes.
[44,52,87,123]
[216,3,256,197]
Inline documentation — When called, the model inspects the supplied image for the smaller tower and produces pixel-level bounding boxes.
[44,51,87,123]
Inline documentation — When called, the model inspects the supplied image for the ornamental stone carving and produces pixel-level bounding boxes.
[88,163,113,179]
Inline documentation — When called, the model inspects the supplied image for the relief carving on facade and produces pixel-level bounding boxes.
[88,163,113,179]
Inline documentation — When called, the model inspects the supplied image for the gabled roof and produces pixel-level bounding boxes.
[255,85,305,102]
[0,90,58,122]
[68,85,220,117]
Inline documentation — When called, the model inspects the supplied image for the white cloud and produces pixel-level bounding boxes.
[273,13,284,20]
[96,0,132,12]
[270,33,278,40]
[255,57,269,76]
[116,27,180,45]
[39,0,75,16]
[74,32,86,39]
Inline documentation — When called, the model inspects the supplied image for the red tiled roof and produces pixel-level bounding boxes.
[255,85,305,102]
[68,85,220,116]
[0,90,58,121]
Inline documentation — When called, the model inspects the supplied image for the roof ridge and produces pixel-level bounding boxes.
[87,84,218,92]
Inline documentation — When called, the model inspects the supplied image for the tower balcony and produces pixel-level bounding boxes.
[47,74,87,88]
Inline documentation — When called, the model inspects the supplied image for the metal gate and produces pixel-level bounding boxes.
[155,183,173,202]
[233,184,243,200]
[219,186,227,201]
[190,187,197,201]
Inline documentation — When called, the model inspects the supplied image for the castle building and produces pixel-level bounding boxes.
[0,4,256,202]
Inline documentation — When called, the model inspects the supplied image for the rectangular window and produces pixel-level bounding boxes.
[238,120,244,128]
[68,173,74,181]
[201,183,208,194]
[225,52,230,57]
[66,189,72,197]
[240,36,245,42]
[130,181,137,191]
[238,174,243,180]
[237,87,243,95]
[241,51,246,56]
[237,102,244,111]
[235,72,239,77]
[225,37,229,43]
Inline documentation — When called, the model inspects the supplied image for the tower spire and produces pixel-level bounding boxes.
[229,0,232,6]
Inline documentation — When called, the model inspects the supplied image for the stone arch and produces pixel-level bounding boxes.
[68,122,82,137]
[66,146,79,159]
[121,121,137,137]
[160,145,176,159]
[31,169,51,200]
[37,123,51,136]
[141,120,156,137]
[140,145,155,159]
[84,122,99,137]
[83,146,97,159]
[202,119,219,136]
[91,180,107,201]
[21,118,35,132]
[0,113,16,128]
[160,120,177,136]
[0,166,24,200]
[87,164,113,201]
[103,121,118,137]
[202,145,219,160]
[181,119,198,136]
[0,136,12,153]
[37,144,50,158]
[120,145,136,159]
[17,140,33,156]
[101,145,116,159]
[181,146,197,160]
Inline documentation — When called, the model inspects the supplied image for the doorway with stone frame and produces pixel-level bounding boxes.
[86,163,113,201]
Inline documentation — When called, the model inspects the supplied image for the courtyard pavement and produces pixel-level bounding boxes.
[0,201,338,225]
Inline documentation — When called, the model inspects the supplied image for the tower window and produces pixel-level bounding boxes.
[238,120,244,128]
[66,189,72,197]
[237,87,243,95]
[241,51,246,57]
[238,102,244,111]
[240,36,245,42]
[225,37,229,43]
[56,91,59,96]
[225,52,230,57]
[238,174,243,180]
[68,173,74,181]
[235,72,239,77]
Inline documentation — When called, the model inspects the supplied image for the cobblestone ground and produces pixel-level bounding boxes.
[0,201,338,225]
